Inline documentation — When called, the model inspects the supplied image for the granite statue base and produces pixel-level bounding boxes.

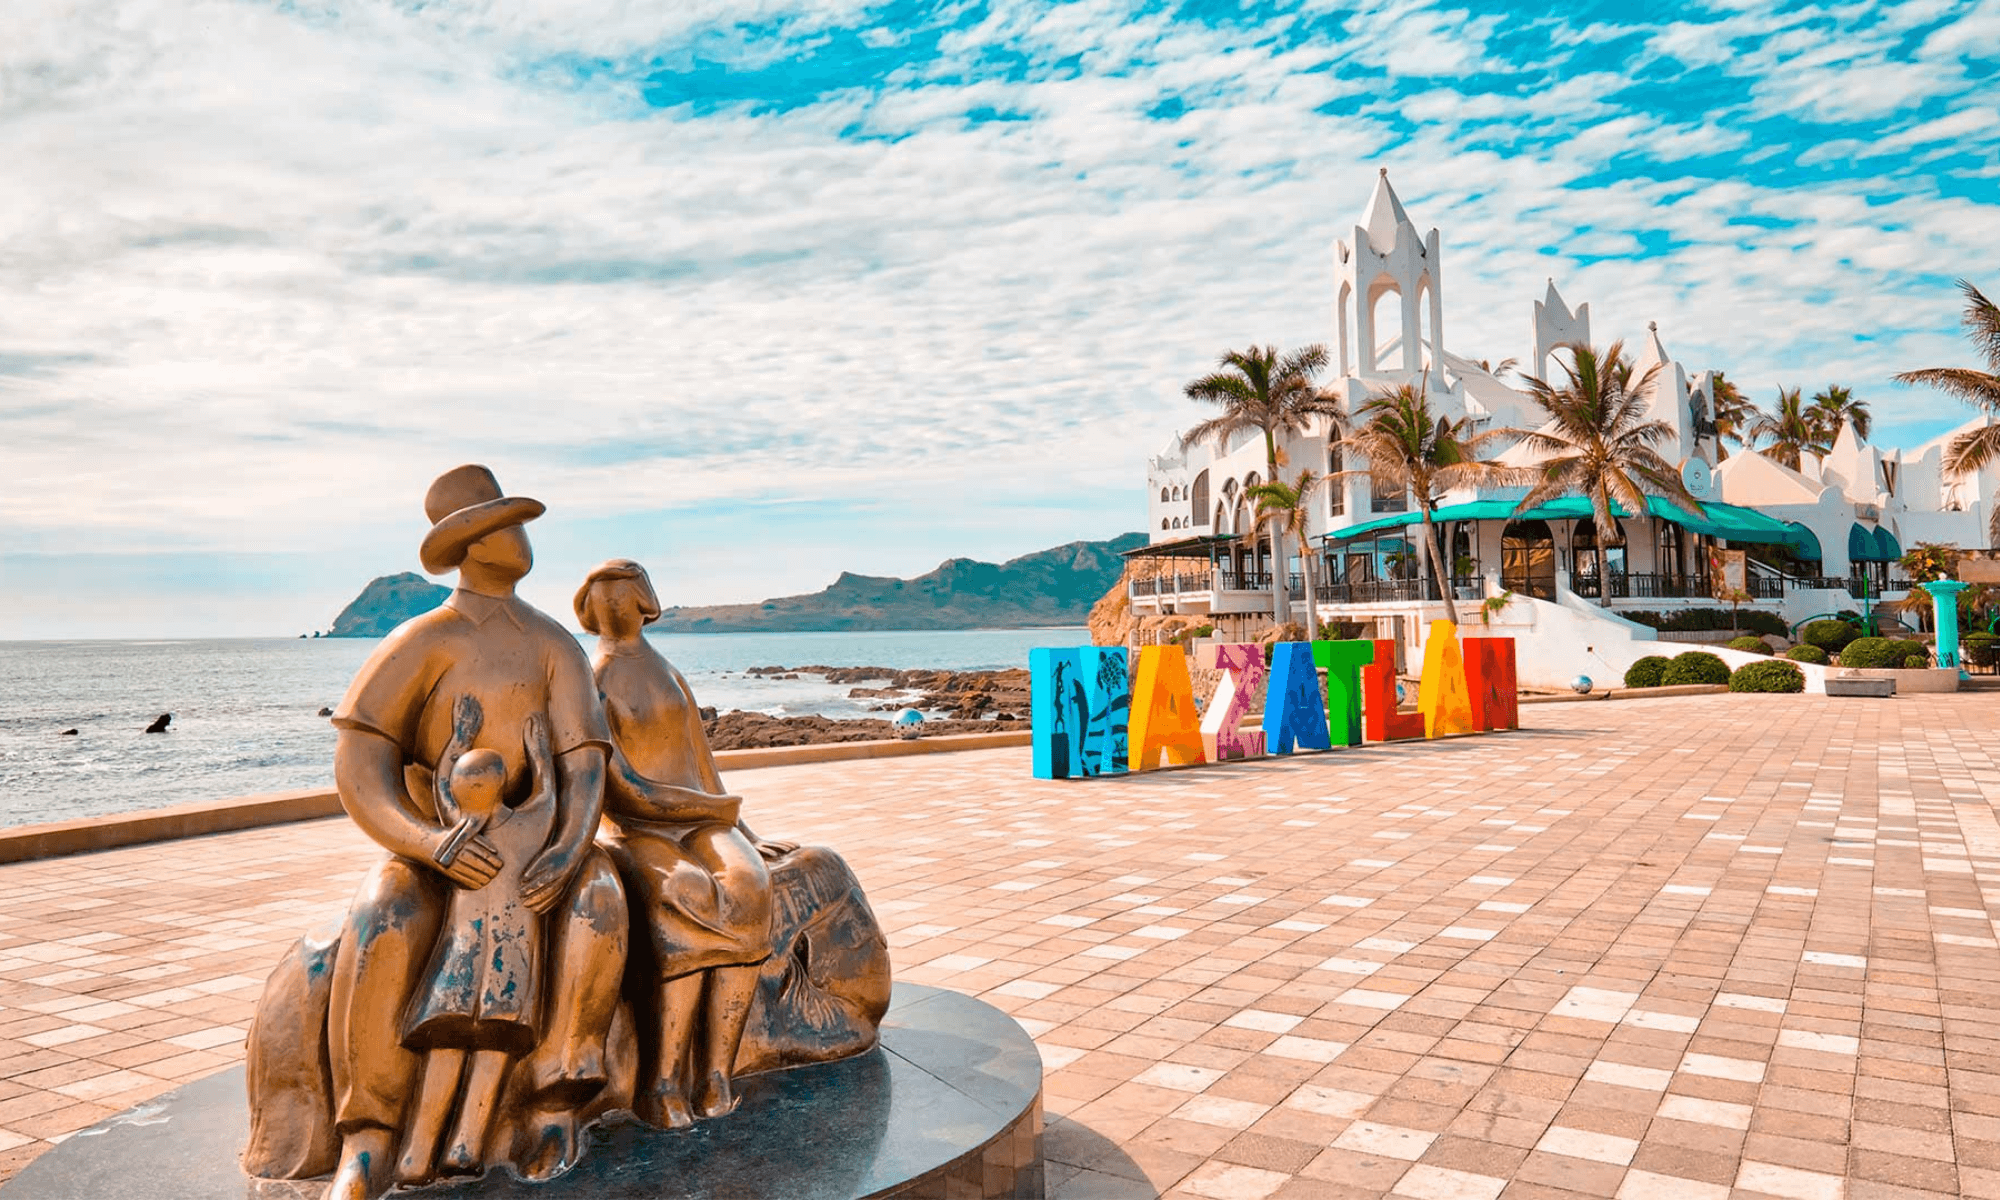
[0,985,1042,1200]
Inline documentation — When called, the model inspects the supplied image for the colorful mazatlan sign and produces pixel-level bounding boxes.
[1030,627,1518,780]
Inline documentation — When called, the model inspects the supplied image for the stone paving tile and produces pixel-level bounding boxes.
[3,692,2000,1197]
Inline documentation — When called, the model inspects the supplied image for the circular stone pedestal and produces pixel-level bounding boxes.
[2,984,1043,1200]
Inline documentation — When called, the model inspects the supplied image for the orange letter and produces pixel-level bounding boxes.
[1129,645,1206,770]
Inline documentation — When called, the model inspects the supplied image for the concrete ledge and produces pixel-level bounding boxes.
[0,788,343,866]
[1520,684,1727,705]
[0,731,1034,866]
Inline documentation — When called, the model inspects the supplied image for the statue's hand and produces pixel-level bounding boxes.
[519,846,576,915]
[431,830,502,890]
[754,837,799,862]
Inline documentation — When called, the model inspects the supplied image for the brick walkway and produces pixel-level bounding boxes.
[4,693,2000,1199]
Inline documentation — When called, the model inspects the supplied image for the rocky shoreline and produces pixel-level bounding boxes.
[705,665,1031,750]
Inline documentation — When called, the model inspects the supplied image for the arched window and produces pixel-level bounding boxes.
[1502,520,1556,601]
[1450,523,1475,581]
[1161,518,1170,531]
[1571,517,1627,596]
[1161,487,1171,503]
[1327,445,1345,517]
[1191,471,1210,525]
[1656,521,1685,585]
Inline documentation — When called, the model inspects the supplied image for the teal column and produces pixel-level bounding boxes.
[1924,580,1969,669]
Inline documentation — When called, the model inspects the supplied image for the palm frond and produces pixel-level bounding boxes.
[1894,367,2000,413]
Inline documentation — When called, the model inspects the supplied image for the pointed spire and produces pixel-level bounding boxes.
[1362,168,1414,254]
[1542,278,1569,316]
[1637,319,1668,370]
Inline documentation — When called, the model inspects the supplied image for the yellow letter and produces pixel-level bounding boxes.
[1417,621,1476,738]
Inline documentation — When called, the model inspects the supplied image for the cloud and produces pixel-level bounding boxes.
[1,0,1997,635]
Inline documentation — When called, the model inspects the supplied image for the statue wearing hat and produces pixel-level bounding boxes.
[241,466,636,1200]
[239,466,895,1200]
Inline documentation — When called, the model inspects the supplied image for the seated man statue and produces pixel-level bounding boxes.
[241,470,893,1199]
[242,466,633,1198]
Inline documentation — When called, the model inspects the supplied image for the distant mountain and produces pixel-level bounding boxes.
[650,533,1148,633]
[327,572,449,637]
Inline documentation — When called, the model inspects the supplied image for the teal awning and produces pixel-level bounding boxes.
[1847,523,1902,562]
[1325,496,1817,554]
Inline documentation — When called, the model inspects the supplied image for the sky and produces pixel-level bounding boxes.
[2,0,1996,638]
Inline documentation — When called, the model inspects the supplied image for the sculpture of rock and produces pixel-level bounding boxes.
[241,467,889,1199]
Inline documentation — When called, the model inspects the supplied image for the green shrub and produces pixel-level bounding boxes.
[1727,636,1771,655]
[1964,632,2000,668]
[1785,644,1830,665]
[1619,608,1788,636]
[1904,653,1930,669]
[1802,620,1860,653]
[1839,637,1928,669]
[1729,660,1806,693]
[1623,656,1672,688]
[1661,651,1731,686]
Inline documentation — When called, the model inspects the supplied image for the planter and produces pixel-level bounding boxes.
[1825,677,1895,698]
[1844,667,1959,694]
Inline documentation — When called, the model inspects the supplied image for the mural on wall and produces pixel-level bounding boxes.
[1031,631,1518,778]
[1029,646,1133,780]
[1196,642,1267,762]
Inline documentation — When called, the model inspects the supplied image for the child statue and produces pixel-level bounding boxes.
[393,715,559,1183]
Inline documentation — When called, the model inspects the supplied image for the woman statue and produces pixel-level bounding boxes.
[573,559,792,1129]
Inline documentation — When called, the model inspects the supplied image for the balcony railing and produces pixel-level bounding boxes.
[1573,573,1788,601]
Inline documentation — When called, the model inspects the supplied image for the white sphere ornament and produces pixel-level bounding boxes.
[1571,675,1593,694]
[894,708,924,725]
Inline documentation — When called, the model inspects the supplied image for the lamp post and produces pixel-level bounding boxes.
[1923,579,1970,672]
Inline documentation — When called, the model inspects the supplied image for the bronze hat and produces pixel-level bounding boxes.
[418,464,546,575]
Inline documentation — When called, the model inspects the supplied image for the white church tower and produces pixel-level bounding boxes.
[1530,279,1590,383]
[1333,169,1445,389]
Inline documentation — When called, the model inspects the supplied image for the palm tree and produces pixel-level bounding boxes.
[1248,470,1328,635]
[1337,381,1524,624]
[1896,279,2000,545]
[1809,384,1871,443]
[1181,345,1345,622]
[1515,342,1703,602]
[1750,387,1829,471]
[1708,372,1757,458]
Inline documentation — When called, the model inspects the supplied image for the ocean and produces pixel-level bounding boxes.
[0,627,1082,828]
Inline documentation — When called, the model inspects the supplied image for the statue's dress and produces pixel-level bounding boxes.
[402,791,556,1054]
[594,643,773,977]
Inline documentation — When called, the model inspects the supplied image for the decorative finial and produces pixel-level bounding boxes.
[1648,320,1658,331]
[1379,167,1388,176]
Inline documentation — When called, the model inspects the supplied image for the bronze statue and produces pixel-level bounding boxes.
[241,467,892,1200]
[575,560,780,1129]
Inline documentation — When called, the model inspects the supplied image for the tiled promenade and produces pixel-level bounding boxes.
[4,693,2000,1199]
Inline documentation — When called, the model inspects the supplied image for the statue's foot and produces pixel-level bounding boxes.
[438,1140,482,1177]
[521,1043,606,1106]
[520,1109,581,1182]
[636,1079,694,1130]
[694,1070,740,1120]
[325,1129,392,1200]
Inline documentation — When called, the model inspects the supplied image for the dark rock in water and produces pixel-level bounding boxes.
[326,572,450,638]
[144,713,171,734]
[59,728,78,736]
[698,706,717,721]
[316,707,333,718]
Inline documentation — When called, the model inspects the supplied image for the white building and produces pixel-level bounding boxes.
[1130,170,1999,687]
